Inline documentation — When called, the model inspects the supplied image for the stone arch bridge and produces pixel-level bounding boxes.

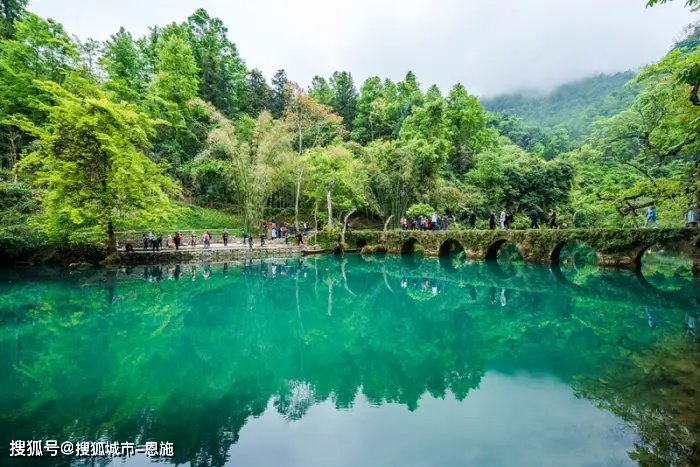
[345,228,700,274]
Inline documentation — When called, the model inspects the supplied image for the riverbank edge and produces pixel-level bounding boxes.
[0,242,307,267]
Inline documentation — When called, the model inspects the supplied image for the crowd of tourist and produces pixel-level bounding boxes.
[398,208,561,232]
[136,219,316,252]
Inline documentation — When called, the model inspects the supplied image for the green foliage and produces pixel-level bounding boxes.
[309,76,333,106]
[329,71,357,131]
[406,203,435,218]
[186,8,247,117]
[270,69,288,119]
[245,68,271,116]
[0,0,27,39]
[102,27,149,102]
[482,72,639,143]
[1,3,699,247]
[152,35,199,105]
[17,81,181,242]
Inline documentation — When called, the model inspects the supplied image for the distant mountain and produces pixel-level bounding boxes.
[481,71,639,142]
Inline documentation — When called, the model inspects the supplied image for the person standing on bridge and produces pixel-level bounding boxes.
[469,212,477,229]
[401,216,407,231]
[174,231,181,250]
[223,229,229,247]
[443,215,449,231]
[260,230,265,247]
[191,231,197,248]
[489,211,496,230]
[548,209,559,229]
[249,234,253,249]
[529,209,540,229]
[500,210,507,230]
[644,205,659,229]
[686,204,697,228]
[431,212,438,231]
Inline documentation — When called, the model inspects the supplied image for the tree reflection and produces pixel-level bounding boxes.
[0,257,698,466]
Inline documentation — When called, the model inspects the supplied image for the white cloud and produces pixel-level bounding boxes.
[28,0,696,96]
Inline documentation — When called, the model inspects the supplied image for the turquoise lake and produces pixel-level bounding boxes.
[0,252,699,466]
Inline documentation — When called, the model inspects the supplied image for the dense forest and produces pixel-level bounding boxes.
[0,0,699,249]
[482,71,640,143]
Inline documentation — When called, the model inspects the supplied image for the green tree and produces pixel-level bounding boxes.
[270,69,288,119]
[187,8,247,116]
[329,71,357,131]
[77,38,103,80]
[309,76,333,106]
[395,71,424,136]
[647,0,699,7]
[351,76,382,143]
[0,13,77,178]
[306,145,369,225]
[102,27,148,103]
[152,35,199,105]
[444,83,494,173]
[0,0,27,39]
[16,81,181,248]
[360,141,413,224]
[399,85,449,185]
[245,68,271,117]
[284,83,346,227]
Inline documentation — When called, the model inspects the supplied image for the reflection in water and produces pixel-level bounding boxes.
[640,243,695,291]
[0,256,699,467]
[497,243,523,278]
[556,242,599,286]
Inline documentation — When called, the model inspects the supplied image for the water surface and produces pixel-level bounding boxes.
[1,254,699,467]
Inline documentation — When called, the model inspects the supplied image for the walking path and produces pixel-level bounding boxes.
[121,240,304,253]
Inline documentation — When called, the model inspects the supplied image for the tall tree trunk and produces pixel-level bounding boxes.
[107,221,117,253]
[341,208,356,244]
[295,103,304,228]
[10,137,18,184]
[382,215,394,241]
[326,179,336,226]
[314,202,318,245]
[3,130,21,184]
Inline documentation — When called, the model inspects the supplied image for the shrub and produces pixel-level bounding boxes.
[406,204,436,219]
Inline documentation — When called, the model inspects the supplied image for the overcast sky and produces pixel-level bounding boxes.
[29,0,696,97]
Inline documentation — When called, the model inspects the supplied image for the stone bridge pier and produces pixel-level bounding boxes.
[345,228,700,274]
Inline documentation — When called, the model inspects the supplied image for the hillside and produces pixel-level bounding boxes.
[481,71,639,141]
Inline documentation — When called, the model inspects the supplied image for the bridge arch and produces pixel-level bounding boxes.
[401,237,422,255]
[356,239,368,251]
[485,239,509,261]
[485,239,524,261]
[550,242,567,264]
[634,240,697,292]
[438,239,465,258]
